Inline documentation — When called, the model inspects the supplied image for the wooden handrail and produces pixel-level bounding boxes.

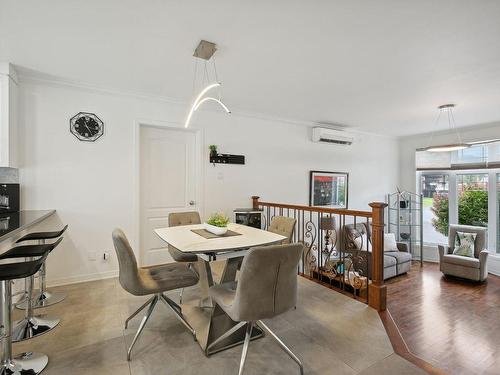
[252,196,372,218]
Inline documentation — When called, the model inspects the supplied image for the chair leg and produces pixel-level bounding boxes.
[125,296,155,329]
[127,295,158,361]
[238,321,253,375]
[258,320,304,375]
[159,293,196,340]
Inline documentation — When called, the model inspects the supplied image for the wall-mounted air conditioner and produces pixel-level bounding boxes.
[311,127,354,146]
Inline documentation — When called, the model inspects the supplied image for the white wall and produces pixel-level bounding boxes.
[18,77,399,286]
[399,122,500,275]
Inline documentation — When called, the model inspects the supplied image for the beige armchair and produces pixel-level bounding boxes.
[438,224,489,282]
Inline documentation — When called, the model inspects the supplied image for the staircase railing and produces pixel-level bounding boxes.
[251,196,387,311]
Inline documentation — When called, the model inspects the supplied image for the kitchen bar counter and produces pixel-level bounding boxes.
[0,210,56,242]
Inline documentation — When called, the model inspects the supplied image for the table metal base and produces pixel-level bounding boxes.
[181,256,265,356]
[180,303,264,356]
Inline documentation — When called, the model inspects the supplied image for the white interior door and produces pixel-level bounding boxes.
[140,125,200,266]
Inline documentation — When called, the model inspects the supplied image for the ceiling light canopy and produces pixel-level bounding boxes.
[184,40,230,128]
[423,104,470,153]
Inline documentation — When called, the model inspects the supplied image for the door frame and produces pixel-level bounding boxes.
[133,119,205,265]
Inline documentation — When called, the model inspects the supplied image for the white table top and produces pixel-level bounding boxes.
[154,223,286,254]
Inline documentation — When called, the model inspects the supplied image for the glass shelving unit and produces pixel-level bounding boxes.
[387,191,423,266]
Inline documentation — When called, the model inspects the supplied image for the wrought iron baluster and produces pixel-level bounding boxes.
[249,197,381,308]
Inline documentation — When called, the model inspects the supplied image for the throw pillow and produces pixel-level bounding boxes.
[354,233,369,251]
[453,231,476,258]
[384,233,399,252]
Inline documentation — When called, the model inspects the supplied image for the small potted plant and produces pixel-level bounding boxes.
[209,145,218,158]
[205,212,230,235]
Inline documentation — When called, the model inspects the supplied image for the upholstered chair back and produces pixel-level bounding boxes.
[167,211,201,262]
[448,224,486,258]
[168,211,201,227]
[232,243,303,322]
[112,228,142,295]
[268,216,297,244]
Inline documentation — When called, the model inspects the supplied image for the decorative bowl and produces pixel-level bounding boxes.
[204,223,228,236]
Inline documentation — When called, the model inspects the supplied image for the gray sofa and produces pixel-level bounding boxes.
[343,223,412,280]
[438,224,488,282]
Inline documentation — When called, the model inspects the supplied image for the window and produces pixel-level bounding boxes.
[457,174,488,228]
[417,144,500,252]
[421,174,449,244]
[498,174,500,253]
[453,146,488,165]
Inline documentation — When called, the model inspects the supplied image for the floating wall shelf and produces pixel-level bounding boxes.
[209,154,245,165]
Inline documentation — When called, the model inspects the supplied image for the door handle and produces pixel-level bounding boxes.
[189,200,195,206]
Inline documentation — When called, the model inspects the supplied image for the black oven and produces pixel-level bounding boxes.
[0,183,20,213]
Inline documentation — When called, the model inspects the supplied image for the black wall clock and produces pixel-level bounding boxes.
[70,112,104,142]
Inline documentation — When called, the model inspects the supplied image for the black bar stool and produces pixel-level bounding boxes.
[0,237,63,342]
[16,225,68,309]
[0,252,50,374]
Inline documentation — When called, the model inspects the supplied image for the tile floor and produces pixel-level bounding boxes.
[13,276,427,374]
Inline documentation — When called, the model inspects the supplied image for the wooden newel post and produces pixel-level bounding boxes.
[368,202,388,311]
[251,196,260,210]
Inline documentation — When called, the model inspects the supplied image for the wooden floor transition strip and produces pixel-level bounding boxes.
[379,309,448,375]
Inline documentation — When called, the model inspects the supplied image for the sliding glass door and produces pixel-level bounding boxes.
[420,174,449,244]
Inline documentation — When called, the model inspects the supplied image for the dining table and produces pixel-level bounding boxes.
[155,222,286,356]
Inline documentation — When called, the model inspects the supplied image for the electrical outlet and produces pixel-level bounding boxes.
[103,251,110,261]
[88,251,97,261]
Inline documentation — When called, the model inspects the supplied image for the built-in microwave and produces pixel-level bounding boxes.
[0,183,20,213]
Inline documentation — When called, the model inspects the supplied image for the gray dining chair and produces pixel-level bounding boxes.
[168,211,201,263]
[209,243,305,375]
[112,229,199,360]
[168,211,201,302]
[268,216,296,244]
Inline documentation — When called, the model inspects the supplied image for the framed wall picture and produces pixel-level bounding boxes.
[309,171,348,208]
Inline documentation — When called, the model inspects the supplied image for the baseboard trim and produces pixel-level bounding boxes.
[379,309,448,375]
[488,255,500,276]
[47,270,119,287]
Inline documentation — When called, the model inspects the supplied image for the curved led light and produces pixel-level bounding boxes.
[424,143,471,152]
[184,82,221,128]
[194,97,231,113]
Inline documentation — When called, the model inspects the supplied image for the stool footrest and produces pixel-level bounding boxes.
[16,290,66,310]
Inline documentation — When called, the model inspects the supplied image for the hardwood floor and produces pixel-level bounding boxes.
[386,261,500,375]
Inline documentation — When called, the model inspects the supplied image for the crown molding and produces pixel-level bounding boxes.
[17,70,395,139]
[18,72,185,106]
[0,62,19,84]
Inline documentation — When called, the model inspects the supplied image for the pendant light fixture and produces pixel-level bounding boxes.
[423,104,470,152]
[184,40,230,128]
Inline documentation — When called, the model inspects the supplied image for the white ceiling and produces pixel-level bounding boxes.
[1,0,500,136]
